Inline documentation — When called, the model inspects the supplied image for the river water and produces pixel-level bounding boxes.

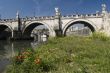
[0,40,38,73]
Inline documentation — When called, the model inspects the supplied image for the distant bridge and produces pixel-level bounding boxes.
[0,4,110,39]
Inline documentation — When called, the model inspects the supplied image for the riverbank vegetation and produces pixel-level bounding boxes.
[6,32,110,73]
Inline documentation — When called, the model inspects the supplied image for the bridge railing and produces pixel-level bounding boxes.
[0,13,102,23]
[0,16,55,22]
[21,16,55,21]
[61,13,102,19]
[0,18,17,23]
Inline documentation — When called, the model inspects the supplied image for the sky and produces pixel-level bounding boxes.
[0,0,110,19]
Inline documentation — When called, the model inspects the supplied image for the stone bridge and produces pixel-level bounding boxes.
[0,4,110,39]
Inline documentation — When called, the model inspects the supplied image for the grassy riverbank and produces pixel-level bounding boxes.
[6,33,110,73]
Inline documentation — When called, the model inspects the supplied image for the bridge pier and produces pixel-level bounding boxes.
[54,8,63,37]
[11,30,14,38]
[55,29,63,37]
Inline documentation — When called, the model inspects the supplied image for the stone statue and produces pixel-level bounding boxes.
[16,11,19,18]
[55,7,59,13]
[102,4,106,11]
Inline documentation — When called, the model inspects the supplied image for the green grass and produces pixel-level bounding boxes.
[6,34,110,73]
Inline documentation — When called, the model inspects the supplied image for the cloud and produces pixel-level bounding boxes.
[73,0,83,6]
[30,0,84,16]
[78,0,84,5]
[31,0,57,16]
[32,0,40,15]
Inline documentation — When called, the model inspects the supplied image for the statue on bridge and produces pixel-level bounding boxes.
[16,11,19,19]
[55,7,61,16]
[102,4,106,12]
[55,8,59,13]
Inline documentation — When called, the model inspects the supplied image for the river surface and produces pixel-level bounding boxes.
[0,40,38,73]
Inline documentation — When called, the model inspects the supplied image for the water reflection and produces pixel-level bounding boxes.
[0,40,38,73]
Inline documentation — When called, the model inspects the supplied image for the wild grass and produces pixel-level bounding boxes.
[6,33,110,73]
[90,32,109,41]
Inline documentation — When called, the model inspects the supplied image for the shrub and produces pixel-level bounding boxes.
[6,48,56,73]
[90,32,109,41]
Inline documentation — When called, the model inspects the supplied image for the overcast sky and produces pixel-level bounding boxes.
[0,0,110,18]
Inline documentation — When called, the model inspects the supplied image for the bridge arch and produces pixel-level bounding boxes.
[63,19,97,36]
[0,24,13,39]
[23,21,56,38]
[0,24,13,31]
